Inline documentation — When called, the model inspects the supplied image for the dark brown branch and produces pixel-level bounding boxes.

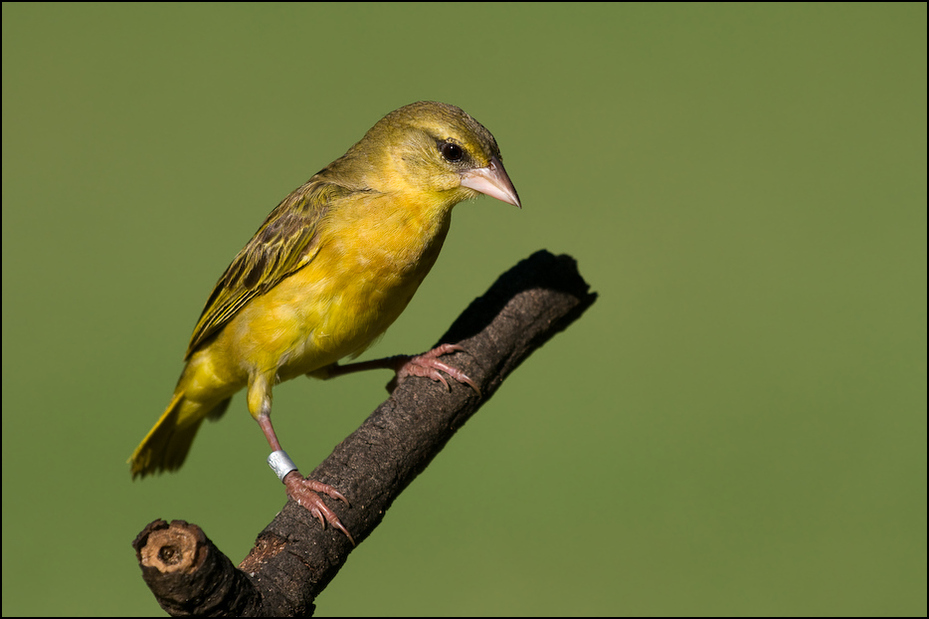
[133,250,598,616]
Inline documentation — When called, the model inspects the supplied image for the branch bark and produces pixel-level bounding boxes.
[133,250,598,616]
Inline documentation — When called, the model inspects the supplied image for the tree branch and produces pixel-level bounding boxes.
[133,250,598,616]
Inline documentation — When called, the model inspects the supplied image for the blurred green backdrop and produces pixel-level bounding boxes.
[3,3,925,616]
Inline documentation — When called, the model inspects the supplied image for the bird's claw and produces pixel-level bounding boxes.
[394,344,481,396]
[283,471,355,545]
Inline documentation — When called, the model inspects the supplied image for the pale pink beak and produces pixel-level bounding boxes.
[460,156,521,208]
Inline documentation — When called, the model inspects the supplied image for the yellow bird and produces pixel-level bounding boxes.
[129,101,520,542]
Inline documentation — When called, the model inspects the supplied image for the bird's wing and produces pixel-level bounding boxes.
[184,179,345,358]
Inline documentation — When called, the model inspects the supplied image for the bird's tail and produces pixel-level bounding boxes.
[129,391,231,478]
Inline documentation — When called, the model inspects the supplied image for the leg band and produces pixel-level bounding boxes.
[268,450,298,482]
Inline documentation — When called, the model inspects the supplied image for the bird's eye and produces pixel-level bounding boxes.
[439,142,464,162]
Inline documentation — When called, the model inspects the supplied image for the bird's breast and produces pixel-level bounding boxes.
[262,197,453,380]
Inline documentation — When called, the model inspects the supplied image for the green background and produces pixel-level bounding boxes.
[3,3,925,616]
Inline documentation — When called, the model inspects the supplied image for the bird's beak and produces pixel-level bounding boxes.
[460,156,521,209]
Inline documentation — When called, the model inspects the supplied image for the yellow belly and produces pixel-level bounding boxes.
[180,202,451,409]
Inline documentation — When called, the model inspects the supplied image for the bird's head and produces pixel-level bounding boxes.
[339,101,521,210]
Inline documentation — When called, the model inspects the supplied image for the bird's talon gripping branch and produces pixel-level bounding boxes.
[282,471,355,546]
[325,344,482,395]
[395,344,481,396]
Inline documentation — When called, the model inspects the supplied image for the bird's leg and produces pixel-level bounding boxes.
[322,343,481,395]
[256,411,354,545]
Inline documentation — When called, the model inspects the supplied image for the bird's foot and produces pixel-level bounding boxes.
[318,343,481,395]
[283,471,355,545]
[391,343,480,395]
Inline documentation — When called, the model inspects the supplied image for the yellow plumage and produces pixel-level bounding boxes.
[129,101,519,539]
